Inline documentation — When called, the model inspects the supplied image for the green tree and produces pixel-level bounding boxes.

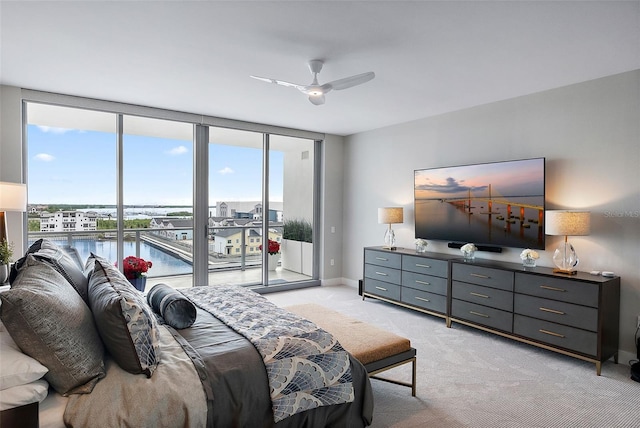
[97,219,151,230]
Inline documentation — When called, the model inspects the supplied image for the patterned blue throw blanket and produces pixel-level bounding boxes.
[180,285,354,423]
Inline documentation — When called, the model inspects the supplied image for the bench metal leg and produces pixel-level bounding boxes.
[368,356,416,396]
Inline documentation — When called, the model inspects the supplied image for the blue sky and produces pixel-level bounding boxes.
[414,158,544,200]
[27,125,283,205]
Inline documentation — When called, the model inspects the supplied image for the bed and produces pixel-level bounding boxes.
[0,239,373,428]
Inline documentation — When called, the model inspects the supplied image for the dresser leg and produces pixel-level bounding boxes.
[596,361,602,376]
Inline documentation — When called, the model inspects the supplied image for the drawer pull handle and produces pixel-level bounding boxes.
[470,292,489,299]
[415,263,431,268]
[539,307,565,315]
[415,296,430,303]
[375,272,388,276]
[469,311,489,318]
[375,257,388,261]
[416,280,431,285]
[375,286,388,292]
[540,285,566,292]
[539,329,565,338]
[470,273,490,279]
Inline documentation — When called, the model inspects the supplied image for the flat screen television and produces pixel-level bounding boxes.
[414,157,545,250]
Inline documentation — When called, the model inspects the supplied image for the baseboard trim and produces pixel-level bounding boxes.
[321,277,358,288]
[619,350,637,366]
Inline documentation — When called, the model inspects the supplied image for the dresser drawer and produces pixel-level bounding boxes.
[452,281,513,312]
[451,299,513,332]
[452,263,514,291]
[514,314,597,356]
[514,294,598,331]
[402,271,448,295]
[363,278,401,301]
[401,287,447,313]
[364,263,401,285]
[364,250,402,269]
[515,273,598,307]
[402,255,448,278]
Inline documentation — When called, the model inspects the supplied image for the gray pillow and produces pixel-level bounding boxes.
[11,239,89,303]
[0,255,105,396]
[88,255,160,377]
[147,283,197,329]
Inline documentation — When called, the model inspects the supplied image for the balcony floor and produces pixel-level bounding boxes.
[143,266,310,291]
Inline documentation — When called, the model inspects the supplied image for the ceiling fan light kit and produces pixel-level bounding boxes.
[250,60,375,105]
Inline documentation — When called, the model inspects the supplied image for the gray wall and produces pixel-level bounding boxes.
[320,134,345,282]
[0,85,26,255]
[341,70,640,361]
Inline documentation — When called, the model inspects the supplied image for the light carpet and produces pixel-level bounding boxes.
[266,284,639,428]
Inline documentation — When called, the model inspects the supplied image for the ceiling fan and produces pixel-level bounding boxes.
[250,60,375,105]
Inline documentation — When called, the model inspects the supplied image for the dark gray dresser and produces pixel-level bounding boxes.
[362,247,621,375]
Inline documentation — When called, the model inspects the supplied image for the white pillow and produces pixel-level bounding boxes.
[0,378,49,411]
[0,322,49,390]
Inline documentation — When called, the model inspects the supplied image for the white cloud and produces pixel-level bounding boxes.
[37,126,71,134]
[166,145,188,155]
[218,167,234,175]
[34,153,55,162]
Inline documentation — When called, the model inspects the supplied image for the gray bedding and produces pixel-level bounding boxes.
[65,291,373,427]
[179,307,374,427]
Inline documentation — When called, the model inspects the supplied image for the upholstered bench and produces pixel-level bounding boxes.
[286,303,417,396]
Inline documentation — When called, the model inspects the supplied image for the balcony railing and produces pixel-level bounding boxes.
[27,224,290,289]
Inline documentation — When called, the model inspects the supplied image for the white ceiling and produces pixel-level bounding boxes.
[1,1,639,136]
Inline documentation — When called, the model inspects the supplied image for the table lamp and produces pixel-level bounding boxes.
[545,210,590,275]
[378,207,403,250]
[0,181,27,244]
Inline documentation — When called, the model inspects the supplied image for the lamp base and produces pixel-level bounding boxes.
[0,211,7,244]
[552,267,578,275]
[381,245,397,251]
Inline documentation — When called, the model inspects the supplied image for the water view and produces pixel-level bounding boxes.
[30,238,192,277]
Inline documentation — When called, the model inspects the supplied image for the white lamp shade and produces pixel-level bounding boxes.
[378,207,404,224]
[0,182,27,212]
[545,210,590,236]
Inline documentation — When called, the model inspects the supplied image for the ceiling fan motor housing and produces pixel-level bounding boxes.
[308,59,324,75]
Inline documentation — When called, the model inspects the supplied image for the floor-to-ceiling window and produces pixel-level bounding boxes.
[26,103,119,259]
[208,127,265,287]
[23,94,322,290]
[121,116,194,284]
[271,134,316,283]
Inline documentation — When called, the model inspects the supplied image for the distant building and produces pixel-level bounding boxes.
[40,210,97,232]
[217,201,283,221]
[209,223,281,256]
[150,217,193,240]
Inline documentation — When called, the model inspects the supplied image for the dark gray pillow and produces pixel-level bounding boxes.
[147,283,197,329]
[0,255,105,396]
[10,239,89,303]
[88,254,160,377]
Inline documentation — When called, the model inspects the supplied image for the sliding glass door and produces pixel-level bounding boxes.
[208,127,265,287]
[121,116,194,287]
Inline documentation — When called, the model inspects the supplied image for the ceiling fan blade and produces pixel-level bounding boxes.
[308,94,325,105]
[250,75,305,90]
[325,71,375,91]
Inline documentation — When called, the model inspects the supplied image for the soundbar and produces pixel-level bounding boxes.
[448,242,503,253]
